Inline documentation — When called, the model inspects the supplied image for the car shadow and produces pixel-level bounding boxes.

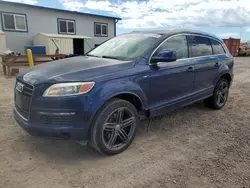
[22,136,105,163]
[21,101,211,162]
[137,101,212,133]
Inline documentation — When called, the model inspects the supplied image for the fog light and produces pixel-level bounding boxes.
[37,112,75,116]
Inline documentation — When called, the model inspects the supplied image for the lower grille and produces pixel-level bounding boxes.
[35,114,74,125]
[15,105,29,120]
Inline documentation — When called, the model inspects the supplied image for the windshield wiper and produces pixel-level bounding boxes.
[102,56,119,60]
[86,54,101,58]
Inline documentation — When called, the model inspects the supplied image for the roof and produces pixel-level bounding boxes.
[131,29,221,40]
[37,33,92,39]
[0,1,121,21]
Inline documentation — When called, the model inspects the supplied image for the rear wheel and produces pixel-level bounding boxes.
[90,99,138,155]
[204,78,229,109]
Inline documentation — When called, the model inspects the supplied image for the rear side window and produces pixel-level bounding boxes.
[210,39,226,54]
[154,35,188,59]
[188,36,213,57]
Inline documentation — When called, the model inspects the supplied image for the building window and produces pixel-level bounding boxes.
[95,23,108,37]
[58,19,75,35]
[2,13,27,32]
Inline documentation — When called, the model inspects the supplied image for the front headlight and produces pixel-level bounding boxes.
[43,82,95,97]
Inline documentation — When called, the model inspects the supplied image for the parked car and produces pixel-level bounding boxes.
[14,29,233,155]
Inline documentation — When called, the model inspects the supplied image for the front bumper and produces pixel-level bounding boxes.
[14,108,89,140]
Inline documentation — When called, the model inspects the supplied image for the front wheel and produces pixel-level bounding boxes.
[204,78,229,109]
[90,99,138,155]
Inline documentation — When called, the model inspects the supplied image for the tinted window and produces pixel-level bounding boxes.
[67,21,75,33]
[154,35,188,59]
[189,36,212,57]
[210,39,226,54]
[3,14,15,29]
[59,20,67,33]
[95,24,101,35]
[102,25,107,35]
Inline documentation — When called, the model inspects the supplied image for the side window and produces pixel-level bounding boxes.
[210,39,226,54]
[154,35,188,59]
[189,36,212,57]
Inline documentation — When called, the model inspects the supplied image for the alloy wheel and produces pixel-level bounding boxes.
[216,81,229,107]
[102,107,136,151]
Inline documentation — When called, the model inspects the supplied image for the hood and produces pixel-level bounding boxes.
[19,56,135,85]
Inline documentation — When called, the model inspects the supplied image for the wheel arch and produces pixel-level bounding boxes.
[107,92,145,112]
[92,79,149,112]
[220,73,232,85]
[87,82,149,140]
[214,70,232,87]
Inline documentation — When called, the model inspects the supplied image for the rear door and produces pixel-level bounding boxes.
[188,35,219,92]
[210,38,232,83]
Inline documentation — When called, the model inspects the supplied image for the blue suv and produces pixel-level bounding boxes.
[14,29,233,155]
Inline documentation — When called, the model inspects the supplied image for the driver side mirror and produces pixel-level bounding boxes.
[151,50,177,64]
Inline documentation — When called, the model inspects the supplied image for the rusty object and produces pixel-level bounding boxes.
[223,38,240,57]
[0,54,66,78]
[11,68,19,76]
[238,43,250,56]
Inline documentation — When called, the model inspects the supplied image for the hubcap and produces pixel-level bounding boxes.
[216,81,228,106]
[115,124,121,130]
[102,107,136,150]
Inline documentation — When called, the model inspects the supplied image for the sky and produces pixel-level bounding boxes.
[3,0,250,40]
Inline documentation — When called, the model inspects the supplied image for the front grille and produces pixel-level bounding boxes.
[35,114,74,125]
[22,85,33,97]
[15,79,34,120]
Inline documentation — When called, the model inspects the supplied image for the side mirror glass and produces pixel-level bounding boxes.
[151,50,177,64]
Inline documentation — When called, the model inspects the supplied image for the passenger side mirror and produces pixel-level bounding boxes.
[151,50,177,64]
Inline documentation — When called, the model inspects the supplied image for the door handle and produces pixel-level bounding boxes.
[187,66,194,72]
[214,62,219,67]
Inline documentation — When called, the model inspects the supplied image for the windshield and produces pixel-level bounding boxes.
[87,33,162,60]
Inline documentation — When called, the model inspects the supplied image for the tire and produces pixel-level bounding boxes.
[204,78,229,109]
[90,99,138,155]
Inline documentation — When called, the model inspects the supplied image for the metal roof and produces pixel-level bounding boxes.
[0,1,121,20]
[37,33,92,39]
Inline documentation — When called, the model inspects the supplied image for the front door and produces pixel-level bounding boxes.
[147,35,195,116]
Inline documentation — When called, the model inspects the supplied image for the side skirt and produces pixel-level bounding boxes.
[149,88,214,117]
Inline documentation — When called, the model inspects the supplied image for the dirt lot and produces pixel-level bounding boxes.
[0,57,250,188]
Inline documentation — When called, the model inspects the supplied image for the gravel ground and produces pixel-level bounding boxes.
[0,57,250,188]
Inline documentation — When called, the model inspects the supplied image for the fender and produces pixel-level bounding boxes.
[90,79,148,114]
[214,61,232,85]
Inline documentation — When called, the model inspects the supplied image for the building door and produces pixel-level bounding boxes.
[73,38,84,55]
